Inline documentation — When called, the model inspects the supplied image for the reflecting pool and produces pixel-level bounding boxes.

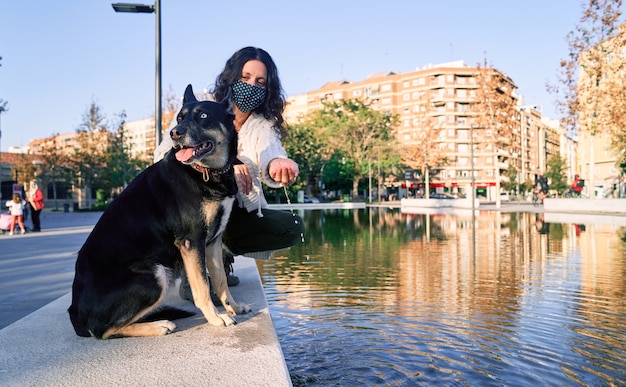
[257,208,626,386]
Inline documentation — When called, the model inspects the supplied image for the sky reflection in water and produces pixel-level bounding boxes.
[257,208,626,386]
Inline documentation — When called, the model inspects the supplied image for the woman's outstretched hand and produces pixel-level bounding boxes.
[269,158,299,186]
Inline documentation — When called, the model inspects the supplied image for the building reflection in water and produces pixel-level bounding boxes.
[257,208,626,385]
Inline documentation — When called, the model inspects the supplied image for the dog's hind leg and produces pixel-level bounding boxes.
[178,239,235,327]
[101,265,176,338]
[206,238,250,316]
[103,320,177,339]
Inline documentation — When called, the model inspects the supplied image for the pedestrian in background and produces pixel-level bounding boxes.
[5,192,26,235]
[26,182,45,232]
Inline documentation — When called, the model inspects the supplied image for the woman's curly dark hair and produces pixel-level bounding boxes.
[211,47,286,139]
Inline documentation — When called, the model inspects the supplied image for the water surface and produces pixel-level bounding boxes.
[257,208,626,386]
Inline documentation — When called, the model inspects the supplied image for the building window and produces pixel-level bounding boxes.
[353,89,362,97]
[403,93,410,101]
[403,81,410,88]
[381,84,391,92]
[381,97,391,105]
[47,182,72,200]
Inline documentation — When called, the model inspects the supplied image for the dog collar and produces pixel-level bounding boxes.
[191,163,232,182]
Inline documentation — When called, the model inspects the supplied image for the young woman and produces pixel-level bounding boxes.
[5,192,27,235]
[156,47,305,288]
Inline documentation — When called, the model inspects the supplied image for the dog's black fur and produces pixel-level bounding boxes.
[68,84,249,339]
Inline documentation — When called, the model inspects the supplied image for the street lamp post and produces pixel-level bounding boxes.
[470,125,476,211]
[0,102,7,201]
[112,1,162,148]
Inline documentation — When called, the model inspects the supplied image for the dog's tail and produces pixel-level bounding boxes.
[138,306,196,322]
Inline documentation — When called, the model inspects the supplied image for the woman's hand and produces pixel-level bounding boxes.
[234,164,253,195]
[269,158,299,186]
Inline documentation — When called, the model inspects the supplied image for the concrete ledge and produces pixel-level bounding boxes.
[400,197,479,209]
[268,202,366,210]
[544,198,626,215]
[0,257,291,387]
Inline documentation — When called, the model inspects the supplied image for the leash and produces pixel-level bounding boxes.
[191,163,232,182]
[283,186,293,213]
[283,185,304,243]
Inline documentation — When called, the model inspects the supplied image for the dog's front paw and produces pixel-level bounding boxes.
[228,303,251,316]
[205,313,236,327]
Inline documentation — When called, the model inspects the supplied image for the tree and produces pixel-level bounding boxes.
[305,99,398,198]
[280,122,325,198]
[549,0,624,198]
[162,84,180,132]
[38,140,73,211]
[473,58,519,206]
[399,103,448,198]
[503,164,518,193]
[101,111,149,196]
[10,154,38,188]
[545,154,568,194]
[70,100,111,208]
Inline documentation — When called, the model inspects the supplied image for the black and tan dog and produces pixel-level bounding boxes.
[68,84,249,339]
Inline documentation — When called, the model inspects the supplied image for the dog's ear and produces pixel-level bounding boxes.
[220,98,234,118]
[182,84,198,105]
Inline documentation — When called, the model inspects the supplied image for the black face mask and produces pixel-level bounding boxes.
[232,80,267,112]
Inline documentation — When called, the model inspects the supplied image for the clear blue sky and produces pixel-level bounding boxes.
[0,0,596,151]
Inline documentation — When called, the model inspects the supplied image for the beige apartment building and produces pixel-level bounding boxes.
[575,23,626,198]
[285,61,564,200]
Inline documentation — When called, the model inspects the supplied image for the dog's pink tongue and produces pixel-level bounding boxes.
[175,148,194,162]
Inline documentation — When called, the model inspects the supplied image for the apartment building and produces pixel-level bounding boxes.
[576,23,626,198]
[285,61,562,199]
[122,117,158,159]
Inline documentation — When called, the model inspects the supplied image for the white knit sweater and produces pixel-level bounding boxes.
[154,111,288,213]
